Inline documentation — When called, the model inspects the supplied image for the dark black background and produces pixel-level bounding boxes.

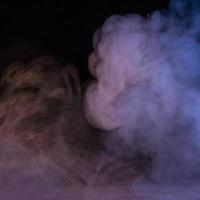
[0,0,169,81]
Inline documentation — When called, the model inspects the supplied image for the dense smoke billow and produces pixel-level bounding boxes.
[84,0,200,198]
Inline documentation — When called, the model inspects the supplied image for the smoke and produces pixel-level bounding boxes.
[84,0,200,198]
[0,56,141,199]
[1,0,200,199]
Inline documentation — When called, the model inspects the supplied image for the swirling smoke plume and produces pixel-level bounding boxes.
[0,0,200,199]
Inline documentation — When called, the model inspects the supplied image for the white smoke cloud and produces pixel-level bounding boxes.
[84,0,200,198]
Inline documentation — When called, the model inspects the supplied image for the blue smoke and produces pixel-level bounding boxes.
[84,0,200,199]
